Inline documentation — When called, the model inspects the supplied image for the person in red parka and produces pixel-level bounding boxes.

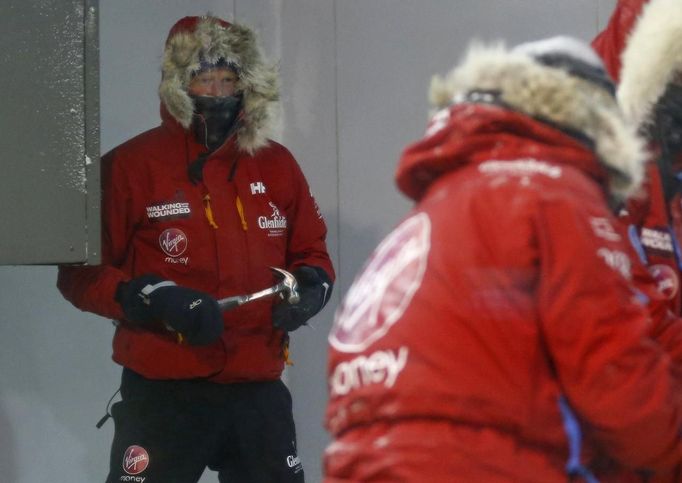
[57,15,334,483]
[593,0,682,315]
[324,36,682,482]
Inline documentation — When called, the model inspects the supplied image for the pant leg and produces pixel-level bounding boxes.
[105,370,217,483]
[214,380,304,483]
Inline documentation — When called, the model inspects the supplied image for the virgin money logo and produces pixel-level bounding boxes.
[159,228,188,257]
[123,445,149,475]
[649,264,680,300]
[329,213,431,352]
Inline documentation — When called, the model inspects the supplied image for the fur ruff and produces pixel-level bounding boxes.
[159,16,279,154]
[618,0,682,128]
[429,43,646,201]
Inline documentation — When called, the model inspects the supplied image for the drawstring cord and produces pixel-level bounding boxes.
[283,336,294,366]
[95,388,121,429]
[235,195,248,230]
[203,194,220,229]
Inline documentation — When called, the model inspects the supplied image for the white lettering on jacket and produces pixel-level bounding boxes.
[146,202,191,219]
[478,158,562,178]
[641,227,674,252]
[330,347,409,396]
[597,247,632,280]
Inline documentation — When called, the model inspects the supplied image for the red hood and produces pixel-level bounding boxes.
[591,0,644,81]
[160,102,185,134]
[396,103,608,201]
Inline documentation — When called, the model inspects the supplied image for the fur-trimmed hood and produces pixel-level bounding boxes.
[159,15,279,154]
[617,0,682,129]
[427,38,646,201]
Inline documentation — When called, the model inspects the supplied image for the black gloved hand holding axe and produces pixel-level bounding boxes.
[271,266,333,332]
[213,265,332,331]
[115,275,223,345]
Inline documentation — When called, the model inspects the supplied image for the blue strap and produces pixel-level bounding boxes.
[558,396,600,483]
[624,225,651,305]
[668,224,682,271]
[628,224,648,265]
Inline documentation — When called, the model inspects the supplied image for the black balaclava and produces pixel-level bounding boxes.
[190,94,243,152]
[187,94,242,184]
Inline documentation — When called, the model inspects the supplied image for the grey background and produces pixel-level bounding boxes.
[0,0,616,481]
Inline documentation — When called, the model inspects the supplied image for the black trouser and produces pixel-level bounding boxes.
[105,368,304,483]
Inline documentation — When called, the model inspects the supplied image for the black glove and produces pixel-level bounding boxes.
[115,274,223,346]
[272,266,333,332]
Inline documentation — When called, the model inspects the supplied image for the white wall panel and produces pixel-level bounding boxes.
[335,0,603,301]
[100,0,235,153]
[236,2,339,480]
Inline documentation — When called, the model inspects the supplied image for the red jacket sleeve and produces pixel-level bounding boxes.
[283,153,336,282]
[57,150,135,320]
[536,197,682,471]
[592,0,649,80]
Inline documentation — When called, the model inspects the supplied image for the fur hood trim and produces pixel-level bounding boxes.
[429,41,646,201]
[159,16,279,154]
[618,0,682,128]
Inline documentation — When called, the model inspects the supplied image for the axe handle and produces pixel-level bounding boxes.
[218,296,243,311]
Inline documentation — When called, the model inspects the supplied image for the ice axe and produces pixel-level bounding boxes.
[217,267,300,311]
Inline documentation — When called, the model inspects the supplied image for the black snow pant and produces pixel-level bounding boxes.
[105,368,304,483]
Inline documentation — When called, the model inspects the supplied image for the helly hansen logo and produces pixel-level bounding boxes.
[250,182,266,194]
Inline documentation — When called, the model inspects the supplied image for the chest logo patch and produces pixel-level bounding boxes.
[123,445,149,475]
[649,264,680,300]
[640,227,674,254]
[329,212,431,352]
[258,202,287,237]
[250,181,267,194]
[146,201,191,223]
[159,228,188,257]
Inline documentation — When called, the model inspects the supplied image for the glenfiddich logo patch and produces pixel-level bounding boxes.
[146,201,191,222]
[258,202,287,237]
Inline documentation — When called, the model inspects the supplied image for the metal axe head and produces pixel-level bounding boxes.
[270,267,300,304]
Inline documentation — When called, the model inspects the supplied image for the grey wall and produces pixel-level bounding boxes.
[0,1,615,482]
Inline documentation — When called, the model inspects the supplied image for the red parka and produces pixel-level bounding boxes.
[58,105,334,382]
[58,16,335,383]
[325,101,682,481]
[593,0,682,315]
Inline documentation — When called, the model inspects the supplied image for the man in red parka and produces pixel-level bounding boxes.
[324,36,682,482]
[593,0,682,315]
[58,15,334,483]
